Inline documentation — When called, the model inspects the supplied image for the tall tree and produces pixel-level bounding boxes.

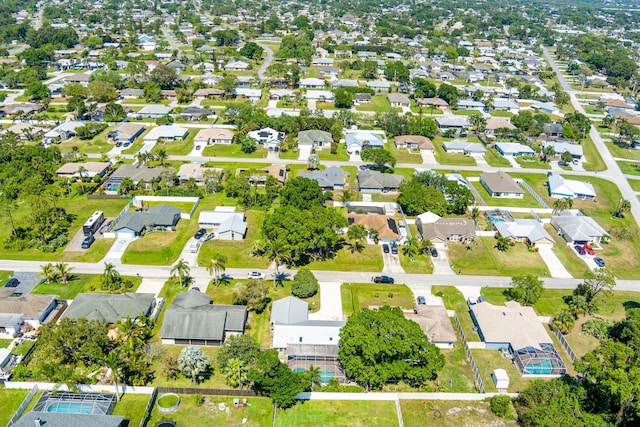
[177,346,210,385]
[248,349,308,409]
[171,258,191,288]
[207,254,227,286]
[506,274,544,305]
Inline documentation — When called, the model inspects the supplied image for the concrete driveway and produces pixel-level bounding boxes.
[382,249,405,274]
[102,236,135,263]
[309,282,343,321]
[420,150,436,164]
[432,249,455,275]
[455,285,482,304]
[297,145,312,161]
[538,246,572,278]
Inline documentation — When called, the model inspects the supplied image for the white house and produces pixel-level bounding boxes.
[345,131,384,154]
[248,127,284,149]
[143,126,189,142]
[299,78,326,89]
[548,174,596,201]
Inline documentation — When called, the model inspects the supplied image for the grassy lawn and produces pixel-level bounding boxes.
[31,274,141,299]
[11,340,35,356]
[146,394,273,426]
[123,220,195,265]
[432,136,477,166]
[617,160,640,176]
[488,110,514,118]
[515,156,551,169]
[470,182,541,208]
[0,339,12,348]
[451,109,481,116]
[198,211,268,269]
[111,393,149,427]
[306,246,383,272]
[399,251,433,274]
[122,98,171,105]
[605,141,640,161]
[354,95,393,113]
[0,270,13,284]
[278,400,398,427]
[60,238,116,263]
[437,344,477,393]
[432,286,479,340]
[388,143,423,164]
[0,387,29,426]
[202,143,268,158]
[484,146,512,167]
[471,349,532,392]
[341,283,415,317]
[448,238,550,277]
[151,133,195,156]
[401,400,517,427]
[628,179,640,191]
[582,135,606,172]
[317,144,350,161]
[279,149,300,160]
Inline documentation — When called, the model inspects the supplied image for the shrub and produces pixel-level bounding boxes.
[292,268,319,298]
[582,318,610,339]
[489,394,512,418]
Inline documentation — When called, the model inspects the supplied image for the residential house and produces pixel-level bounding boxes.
[485,117,516,137]
[237,165,287,185]
[247,127,284,149]
[345,131,384,154]
[111,123,145,145]
[177,107,216,121]
[0,103,44,117]
[416,97,449,108]
[471,301,566,376]
[495,142,535,157]
[458,99,485,110]
[194,128,234,145]
[480,172,524,198]
[494,219,555,248]
[177,163,222,185]
[305,90,334,101]
[357,51,377,60]
[394,135,434,152]
[436,116,471,131]
[409,305,457,349]
[194,88,225,98]
[354,93,371,104]
[160,289,247,346]
[56,162,111,179]
[312,57,334,67]
[387,93,410,107]
[348,213,401,243]
[111,204,181,238]
[143,125,188,142]
[103,164,163,193]
[298,129,333,151]
[443,139,486,155]
[550,212,607,245]
[43,121,85,144]
[269,89,295,100]
[137,105,172,118]
[63,73,91,86]
[366,80,391,92]
[532,101,559,115]
[299,166,345,191]
[233,88,262,101]
[224,60,249,71]
[63,293,155,324]
[299,78,326,89]
[436,71,456,82]
[120,88,144,98]
[544,123,564,138]
[417,218,476,249]
[0,290,56,337]
[542,141,583,160]
[271,296,345,350]
[333,79,359,88]
[356,170,404,193]
[492,98,520,113]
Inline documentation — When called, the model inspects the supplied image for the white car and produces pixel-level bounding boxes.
[247,271,266,280]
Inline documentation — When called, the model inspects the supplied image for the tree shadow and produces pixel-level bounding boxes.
[623,301,640,311]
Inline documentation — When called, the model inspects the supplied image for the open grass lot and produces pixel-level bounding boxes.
[438,344,477,393]
[628,178,640,191]
[432,136,477,166]
[306,246,384,272]
[451,109,481,116]
[341,283,415,317]
[399,251,433,274]
[151,132,196,156]
[0,195,129,261]
[277,400,398,427]
[484,147,512,167]
[286,163,323,178]
[432,286,479,341]
[31,274,141,299]
[11,340,35,356]
[515,156,551,169]
[198,211,269,269]
[123,220,195,265]
[448,238,550,277]
[388,143,423,164]
[401,400,517,427]
[202,143,268,158]
[471,349,531,392]
[582,135,606,172]
[617,160,640,176]
[317,143,350,161]
[354,95,392,113]
[604,141,640,161]
[0,338,11,348]
[149,343,228,388]
[489,110,514,118]
[146,394,273,426]
[0,387,29,426]
[111,393,149,426]
[278,149,300,160]
[205,161,272,172]
[470,182,542,208]
[60,237,116,263]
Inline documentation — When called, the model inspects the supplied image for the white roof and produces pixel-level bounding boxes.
[144,125,188,140]
[219,213,247,235]
[543,141,583,157]
[234,88,262,98]
[138,105,172,115]
[416,211,442,224]
[300,77,325,86]
[496,142,535,155]
[198,210,243,226]
[548,175,595,198]
[272,321,345,349]
[493,368,509,381]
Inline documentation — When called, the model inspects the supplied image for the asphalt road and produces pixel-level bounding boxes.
[255,41,274,79]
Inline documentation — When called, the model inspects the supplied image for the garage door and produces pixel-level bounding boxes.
[115,231,135,239]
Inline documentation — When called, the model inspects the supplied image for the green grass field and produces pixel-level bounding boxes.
[0,387,30,426]
[617,160,640,176]
[354,95,393,113]
[306,246,384,272]
[277,400,398,427]
[484,146,512,167]
[202,143,268,158]
[470,182,541,208]
[401,400,517,427]
[31,274,141,299]
[341,282,415,317]
[432,137,477,166]
[582,135,606,172]
[123,220,196,265]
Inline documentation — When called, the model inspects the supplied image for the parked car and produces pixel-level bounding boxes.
[115,141,123,147]
[372,275,394,284]
[574,245,586,255]
[467,296,478,306]
[202,232,215,242]
[5,278,19,288]
[593,257,606,267]
[382,244,390,253]
[583,244,595,255]
[195,145,202,151]
[81,235,95,249]
[190,241,201,253]
[430,248,438,257]
[391,244,398,255]
[247,271,266,280]
[417,296,426,305]
[194,228,206,239]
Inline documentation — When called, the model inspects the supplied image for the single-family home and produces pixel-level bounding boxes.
[120,88,144,98]
[237,165,287,185]
[442,139,486,155]
[299,78,326,89]
[137,105,172,118]
[143,125,189,142]
[532,101,559,115]
[103,164,163,193]
[160,289,247,346]
[177,163,222,184]
[111,123,145,145]
[111,204,181,238]
[417,218,476,249]
[458,99,485,110]
[544,123,564,138]
[495,142,535,157]
[485,117,517,137]
[408,305,457,349]
[271,296,345,350]
[547,174,595,201]
[416,97,449,108]
[224,60,249,71]
[43,121,85,144]
[305,90,334,101]
[480,172,524,198]
[356,170,404,193]
[63,293,156,324]
[387,93,410,107]
[312,57,334,67]
[298,130,333,151]
[345,131,384,154]
[436,116,471,131]
[492,98,520,113]
[194,128,234,145]
[357,51,377,60]
[269,89,295,100]
[177,106,216,121]
[333,79,359,88]
[471,301,566,376]
[299,166,345,191]
[194,88,225,98]
[542,141,583,160]
[366,80,391,92]
[550,212,607,245]
[247,127,284,149]
[233,88,262,101]
[348,213,401,243]
[0,289,56,337]
[0,103,44,117]
[354,93,371,104]
[494,219,555,248]
[56,162,111,179]
[63,73,91,86]
[393,135,434,152]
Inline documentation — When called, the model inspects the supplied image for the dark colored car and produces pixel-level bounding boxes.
[574,245,586,255]
[391,244,398,255]
[194,228,206,239]
[372,275,394,284]
[81,235,95,249]
[5,278,19,288]
[382,244,390,253]
[431,248,438,257]
[593,257,606,267]
[417,296,426,305]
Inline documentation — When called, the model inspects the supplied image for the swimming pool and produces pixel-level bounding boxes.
[46,402,94,414]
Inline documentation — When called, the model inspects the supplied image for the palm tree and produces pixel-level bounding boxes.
[552,197,573,214]
[38,263,57,284]
[207,253,227,286]
[155,148,168,166]
[265,241,291,289]
[367,228,379,244]
[614,198,631,218]
[222,358,248,388]
[76,165,87,194]
[307,364,322,388]
[419,238,433,255]
[340,190,352,204]
[552,310,575,334]
[102,262,121,290]
[345,238,365,254]
[171,259,191,288]
[470,207,480,226]
[55,263,72,285]
[116,315,145,350]
[402,237,420,258]
[103,351,125,401]
[251,239,267,257]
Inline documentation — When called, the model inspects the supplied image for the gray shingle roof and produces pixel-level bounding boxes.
[270,296,308,325]
[299,166,345,188]
[62,293,155,323]
[356,170,404,190]
[298,130,332,146]
[113,204,181,233]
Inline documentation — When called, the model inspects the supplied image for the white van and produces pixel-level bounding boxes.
[190,241,201,253]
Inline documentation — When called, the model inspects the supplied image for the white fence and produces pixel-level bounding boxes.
[4,381,155,394]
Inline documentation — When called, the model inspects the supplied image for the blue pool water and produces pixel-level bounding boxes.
[46,402,94,414]
[294,368,336,383]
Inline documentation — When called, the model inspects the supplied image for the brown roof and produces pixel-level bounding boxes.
[194,128,235,142]
[114,122,145,139]
[486,117,516,131]
[0,289,55,320]
[420,218,476,243]
[480,172,523,194]
[617,114,640,126]
[194,88,225,97]
[409,305,458,343]
[603,98,634,109]
[56,161,111,175]
[394,135,433,149]
[348,214,399,239]
[417,97,449,107]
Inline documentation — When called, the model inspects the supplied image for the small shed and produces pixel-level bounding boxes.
[492,368,510,389]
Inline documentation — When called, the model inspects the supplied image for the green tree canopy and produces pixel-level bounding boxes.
[279,177,325,210]
[397,179,447,216]
[506,274,544,306]
[248,349,308,408]
[291,268,319,298]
